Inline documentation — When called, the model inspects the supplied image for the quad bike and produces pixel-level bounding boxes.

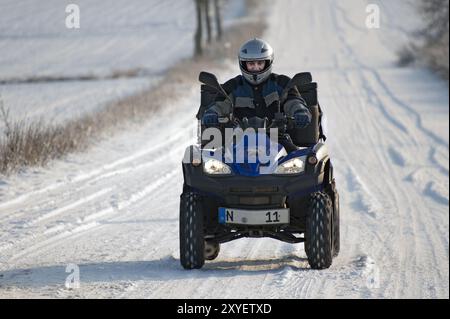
[179,71,340,270]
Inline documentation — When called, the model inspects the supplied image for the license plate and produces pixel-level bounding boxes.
[218,207,289,225]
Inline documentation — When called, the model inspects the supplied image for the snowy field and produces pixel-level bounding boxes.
[0,0,448,298]
[0,0,244,128]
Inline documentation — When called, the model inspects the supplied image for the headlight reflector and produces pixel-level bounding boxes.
[274,156,306,174]
[203,159,232,175]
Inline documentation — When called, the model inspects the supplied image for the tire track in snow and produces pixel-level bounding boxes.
[0,140,187,256]
[332,0,448,149]
[340,53,448,296]
[325,68,405,296]
[0,120,191,214]
[0,126,192,242]
[26,187,113,226]
[328,4,448,295]
[4,169,178,264]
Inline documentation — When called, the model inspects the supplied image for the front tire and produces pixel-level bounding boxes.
[305,192,333,269]
[179,192,205,269]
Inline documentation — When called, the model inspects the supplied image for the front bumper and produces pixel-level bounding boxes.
[182,161,325,208]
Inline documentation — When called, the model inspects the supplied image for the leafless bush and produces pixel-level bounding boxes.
[401,0,450,79]
[419,0,449,78]
[419,30,449,79]
[0,1,265,175]
[0,99,94,174]
[397,44,417,67]
[420,0,449,42]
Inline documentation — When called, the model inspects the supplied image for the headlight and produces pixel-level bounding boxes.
[274,156,306,174]
[203,159,232,175]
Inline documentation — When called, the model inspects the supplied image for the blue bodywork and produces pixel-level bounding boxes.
[203,130,313,177]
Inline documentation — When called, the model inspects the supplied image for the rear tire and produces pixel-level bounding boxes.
[179,192,205,269]
[204,241,220,260]
[305,192,333,269]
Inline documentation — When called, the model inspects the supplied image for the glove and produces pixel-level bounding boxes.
[201,111,219,126]
[294,111,311,128]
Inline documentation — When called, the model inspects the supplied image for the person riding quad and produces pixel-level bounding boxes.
[201,38,312,152]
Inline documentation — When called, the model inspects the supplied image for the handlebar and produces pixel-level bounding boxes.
[230,113,295,133]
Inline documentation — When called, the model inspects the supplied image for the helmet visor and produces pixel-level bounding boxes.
[240,59,271,74]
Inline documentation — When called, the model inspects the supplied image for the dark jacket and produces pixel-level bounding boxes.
[206,73,310,120]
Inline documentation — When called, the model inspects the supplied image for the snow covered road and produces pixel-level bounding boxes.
[0,0,448,298]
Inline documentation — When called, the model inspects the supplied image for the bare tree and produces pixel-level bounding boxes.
[194,0,203,56]
[194,0,223,56]
[214,0,223,40]
[204,0,212,43]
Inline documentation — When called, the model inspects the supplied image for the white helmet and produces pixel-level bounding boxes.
[238,38,274,85]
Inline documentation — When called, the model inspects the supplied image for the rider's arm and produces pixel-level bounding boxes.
[205,96,233,117]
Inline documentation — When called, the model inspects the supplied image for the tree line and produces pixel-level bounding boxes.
[194,0,223,56]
